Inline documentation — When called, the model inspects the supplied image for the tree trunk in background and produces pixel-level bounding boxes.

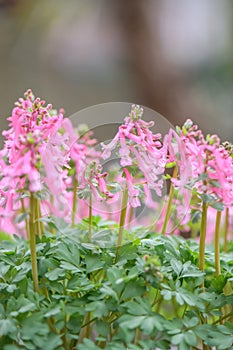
[113,0,193,124]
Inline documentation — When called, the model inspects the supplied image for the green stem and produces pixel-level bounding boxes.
[134,328,142,345]
[85,312,91,339]
[223,207,229,252]
[214,210,222,276]
[155,295,163,313]
[128,206,134,228]
[61,326,68,350]
[35,197,43,238]
[77,313,95,345]
[47,317,58,334]
[72,177,78,227]
[213,311,233,325]
[88,192,92,241]
[29,193,39,292]
[161,166,178,235]
[199,201,208,273]
[116,185,128,261]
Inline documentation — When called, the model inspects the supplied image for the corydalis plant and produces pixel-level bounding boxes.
[178,120,233,208]
[0,90,75,291]
[101,105,167,253]
[78,160,114,240]
[67,124,101,226]
[222,141,233,252]
[177,120,233,276]
[0,90,69,232]
[161,128,192,235]
[101,104,167,197]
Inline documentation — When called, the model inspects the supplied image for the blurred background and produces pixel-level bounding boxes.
[0,0,232,144]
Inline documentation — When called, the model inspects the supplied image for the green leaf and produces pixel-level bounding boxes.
[140,314,164,334]
[172,333,184,344]
[206,330,233,349]
[60,261,82,273]
[211,202,224,211]
[3,346,22,350]
[211,274,227,293]
[127,345,142,350]
[85,301,109,318]
[99,285,119,301]
[18,302,37,314]
[171,259,183,276]
[161,289,173,301]
[0,319,17,336]
[118,315,145,330]
[85,254,104,273]
[55,241,80,267]
[179,340,190,350]
[183,316,199,328]
[120,280,145,300]
[115,243,138,263]
[191,210,201,224]
[0,283,17,293]
[12,268,30,283]
[184,330,197,346]
[41,334,63,350]
[14,212,28,224]
[77,339,101,350]
[95,320,110,337]
[0,262,10,277]
[124,299,151,316]
[45,268,66,281]
[21,313,49,340]
[44,306,61,318]
[200,193,216,204]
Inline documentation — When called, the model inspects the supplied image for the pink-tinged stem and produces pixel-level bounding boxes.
[29,193,39,292]
[116,185,128,261]
[214,210,222,276]
[72,178,78,227]
[223,207,229,252]
[88,192,92,242]
[161,166,178,235]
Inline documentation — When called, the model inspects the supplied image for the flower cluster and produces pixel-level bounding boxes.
[0,91,106,233]
[101,105,167,207]
[1,89,64,192]
[177,119,233,208]
[78,161,114,202]
[0,90,67,233]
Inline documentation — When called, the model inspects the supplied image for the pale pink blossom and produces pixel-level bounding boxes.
[101,104,167,202]
[177,120,233,207]
[123,168,141,208]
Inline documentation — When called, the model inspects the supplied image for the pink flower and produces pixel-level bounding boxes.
[0,90,73,231]
[182,121,233,206]
[123,168,141,208]
[101,134,119,160]
[119,132,132,166]
[1,90,65,190]
[79,161,114,202]
[101,104,167,203]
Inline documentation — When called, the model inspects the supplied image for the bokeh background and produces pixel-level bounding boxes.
[0,0,232,144]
